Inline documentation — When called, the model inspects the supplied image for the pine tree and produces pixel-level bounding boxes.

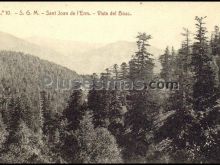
[62,89,85,131]
[88,71,111,128]
[19,92,35,131]
[61,89,86,162]
[125,89,157,161]
[118,62,130,106]
[4,95,34,148]
[112,64,119,80]
[124,33,157,161]
[0,94,48,163]
[180,28,192,77]
[39,91,59,144]
[129,33,154,81]
[6,96,23,146]
[159,47,172,81]
[165,28,193,113]
[108,89,125,147]
[192,16,218,112]
[171,47,177,79]
[210,26,220,87]
[119,62,129,80]
[0,79,13,126]
[0,113,7,150]
[210,26,220,56]
[154,27,201,162]
[155,17,220,163]
[88,71,126,147]
[76,111,97,163]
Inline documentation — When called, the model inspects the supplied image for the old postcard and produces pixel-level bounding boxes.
[0,1,219,164]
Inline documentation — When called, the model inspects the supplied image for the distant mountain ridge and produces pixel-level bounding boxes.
[26,37,163,74]
[0,31,163,74]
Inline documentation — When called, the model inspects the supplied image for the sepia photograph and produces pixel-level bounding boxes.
[0,1,219,163]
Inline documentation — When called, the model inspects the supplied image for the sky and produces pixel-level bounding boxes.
[0,2,220,49]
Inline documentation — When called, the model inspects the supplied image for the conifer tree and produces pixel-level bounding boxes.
[61,88,86,162]
[119,62,129,80]
[62,89,85,131]
[112,64,119,80]
[192,16,218,112]
[108,88,125,146]
[19,92,35,131]
[159,47,172,81]
[210,26,220,56]
[125,33,157,160]
[0,113,7,150]
[155,17,220,163]
[88,71,111,128]
[129,33,154,81]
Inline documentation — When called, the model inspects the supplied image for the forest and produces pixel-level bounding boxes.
[0,16,219,163]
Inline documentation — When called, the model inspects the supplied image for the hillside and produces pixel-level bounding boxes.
[0,51,80,129]
[26,36,105,55]
[27,37,163,74]
[0,32,71,72]
[78,41,163,74]
[0,31,163,75]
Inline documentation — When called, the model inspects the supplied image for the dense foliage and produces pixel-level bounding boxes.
[0,16,219,163]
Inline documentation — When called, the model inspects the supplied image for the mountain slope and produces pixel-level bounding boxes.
[0,31,163,75]
[26,36,105,55]
[0,51,80,131]
[79,41,163,74]
[0,31,71,71]
[27,37,163,74]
